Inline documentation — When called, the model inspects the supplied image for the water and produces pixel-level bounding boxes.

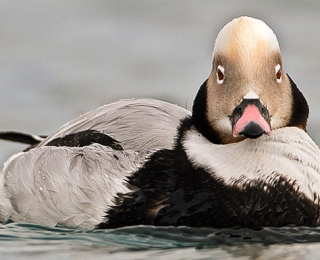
[1,1,320,259]
[2,223,320,259]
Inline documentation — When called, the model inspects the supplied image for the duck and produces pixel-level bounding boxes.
[1,16,320,229]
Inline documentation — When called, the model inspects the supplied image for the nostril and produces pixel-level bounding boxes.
[230,104,244,126]
[260,106,269,119]
[233,103,243,114]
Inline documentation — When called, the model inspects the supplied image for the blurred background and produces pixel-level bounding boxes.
[1,0,320,163]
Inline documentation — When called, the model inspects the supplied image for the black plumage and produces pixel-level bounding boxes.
[98,119,320,229]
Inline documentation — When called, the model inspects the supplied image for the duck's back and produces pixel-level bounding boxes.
[39,98,191,151]
[0,98,190,228]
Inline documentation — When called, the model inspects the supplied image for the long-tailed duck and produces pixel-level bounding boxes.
[1,16,319,229]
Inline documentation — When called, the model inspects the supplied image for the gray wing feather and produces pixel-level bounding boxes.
[39,98,191,151]
[0,98,189,228]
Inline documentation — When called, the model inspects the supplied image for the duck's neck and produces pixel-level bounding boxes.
[191,80,223,144]
[286,75,309,131]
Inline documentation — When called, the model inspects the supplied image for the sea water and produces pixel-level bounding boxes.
[1,223,320,259]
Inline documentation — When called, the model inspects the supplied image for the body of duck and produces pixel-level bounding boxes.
[1,16,319,229]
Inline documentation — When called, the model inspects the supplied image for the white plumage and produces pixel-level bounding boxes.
[0,98,190,229]
[39,98,190,151]
[183,127,320,202]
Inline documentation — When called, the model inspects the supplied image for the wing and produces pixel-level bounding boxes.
[0,98,190,228]
[0,98,190,151]
[39,98,190,151]
[0,143,150,229]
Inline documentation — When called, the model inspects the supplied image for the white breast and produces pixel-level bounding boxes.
[183,127,320,201]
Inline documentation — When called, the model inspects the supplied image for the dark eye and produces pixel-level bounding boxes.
[217,65,225,84]
[275,64,282,83]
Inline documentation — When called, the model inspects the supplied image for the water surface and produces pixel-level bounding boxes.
[1,223,320,259]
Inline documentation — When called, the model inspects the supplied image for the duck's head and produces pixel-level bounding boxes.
[192,16,309,144]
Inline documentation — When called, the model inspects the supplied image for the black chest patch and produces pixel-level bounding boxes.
[98,149,320,229]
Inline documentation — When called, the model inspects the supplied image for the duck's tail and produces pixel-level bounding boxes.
[0,131,47,151]
[0,131,46,145]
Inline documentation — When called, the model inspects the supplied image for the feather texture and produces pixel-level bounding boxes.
[0,98,190,228]
[39,98,190,151]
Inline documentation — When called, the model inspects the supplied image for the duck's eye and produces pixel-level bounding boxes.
[275,64,282,83]
[217,65,225,84]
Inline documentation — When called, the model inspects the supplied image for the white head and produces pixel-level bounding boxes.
[191,16,309,144]
[213,16,280,59]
